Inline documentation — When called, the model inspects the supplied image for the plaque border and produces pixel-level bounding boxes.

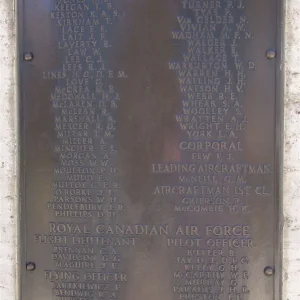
[274,0,285,298]
[17,0,26,298]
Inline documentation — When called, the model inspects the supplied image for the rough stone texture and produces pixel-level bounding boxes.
[284,0,300,299]
[0,0,18,300]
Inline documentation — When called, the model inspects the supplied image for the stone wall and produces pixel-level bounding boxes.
[0,1,18,300]
[283,0,300,298]
[0,0,299,299]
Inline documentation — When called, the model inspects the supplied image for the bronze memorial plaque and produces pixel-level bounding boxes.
[20,0,282,299]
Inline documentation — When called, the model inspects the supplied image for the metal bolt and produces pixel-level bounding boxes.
[264,266,274,276]
[26,262,36,271]
[266,49,276,59]
[24,52,34,62]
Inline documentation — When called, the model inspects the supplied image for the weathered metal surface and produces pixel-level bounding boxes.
[19,0,281,300]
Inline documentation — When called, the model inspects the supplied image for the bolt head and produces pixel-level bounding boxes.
[264,266,274,276]
[26,262,36,271]
[266,49,276,59]
[24,52,34,62]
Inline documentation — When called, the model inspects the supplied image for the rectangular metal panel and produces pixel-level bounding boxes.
[19,0,282,300]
